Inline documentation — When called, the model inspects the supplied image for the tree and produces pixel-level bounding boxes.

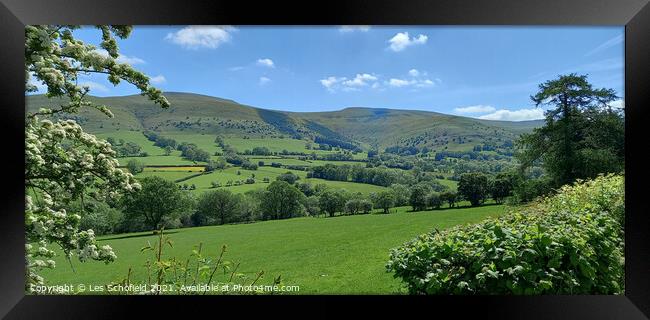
[372,191,395,214]
[276,171,300,184]
[409,184,430,211]
[25,25,168,292]
[66,199,123,236]
[205,158,226,172]
[302,196,321,217]
[163,145,173,156]
[122,176,192,230]
[440,191,458,208]
[458,173,489,206]
[126,159,144,174]
[389,184,410,206]
[195,189,239,225]
[427,192,443,209]
[517,74,623,187]
[295,182,315,196]
[490,176,513,204]
[344,199,363,215]
[319,189,349,217]
[359,199,373,214]
[262,181,304,220]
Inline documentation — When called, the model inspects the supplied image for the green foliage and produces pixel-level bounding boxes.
[409,184,430,211]
[344,198,373,215]
[439,191,458,208]
[387,174,624,295]
[114,141,144,157]
[25,25,167,292]
[126,159,145,174]
[66,199,123,236]
[241,161,258,170]
[426,192,442,209]
[318,189,349,217]
[122,176,193,230]
[372,191,395,214]
[261,181,305,220]
[457,172,489,206]
[490,175,513,204]
[194,189,239,226]
[511,175,553,204]
[517,74,623,187]
[205,158,227,172]
[389,184,410,207]
[276,171,299,184]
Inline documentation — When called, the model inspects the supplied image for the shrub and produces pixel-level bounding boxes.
[126,159,145,174]
[276,171,300,184]
[387,174,624,295]
[242,162,258,170]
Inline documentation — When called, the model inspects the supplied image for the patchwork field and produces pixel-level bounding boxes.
[40,204,508,294]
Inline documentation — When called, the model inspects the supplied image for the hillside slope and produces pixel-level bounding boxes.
[26,92,542,151]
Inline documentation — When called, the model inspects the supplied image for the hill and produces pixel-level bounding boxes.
[26,92,542,152]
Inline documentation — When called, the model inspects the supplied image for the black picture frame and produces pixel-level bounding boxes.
[1,0,648,318]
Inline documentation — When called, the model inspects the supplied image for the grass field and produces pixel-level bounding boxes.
[117,155,201,166]
[135,171,198,182]
[40,204,508,294]
[95,131,165,156]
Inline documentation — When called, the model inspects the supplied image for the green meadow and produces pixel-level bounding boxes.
[41,204,507,294]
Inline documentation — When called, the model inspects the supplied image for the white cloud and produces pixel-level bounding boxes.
[259,76,271,85]
[388,32,428,52]
[609,99,625,109]
[320,76,345,92]
[165,26,236,49]
[339,25,371,33]
[387,77,437,89]
[320,74,379,92]
[478,108,545,121]
[388,78,413,87]
[256,58,275,68]
[408,69,420,77]
[321,71,437,92]
[585,34,624,57]
[342,73,378,87]
[79,81,109,92]
[454,105,496,114]
[116,55,145,65]
[149,75,166,84]
[94,49,145,65]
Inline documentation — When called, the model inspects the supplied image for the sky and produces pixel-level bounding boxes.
[30,26,625,121]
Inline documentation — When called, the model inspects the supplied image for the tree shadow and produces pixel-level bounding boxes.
[98,230,180,241]
[406,202,502,213]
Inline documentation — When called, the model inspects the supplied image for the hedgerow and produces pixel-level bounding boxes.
[386,174,624,295]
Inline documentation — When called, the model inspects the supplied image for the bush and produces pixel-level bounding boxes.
[126,159,145,174]
[241,162,258,170]
[387,174,624,295]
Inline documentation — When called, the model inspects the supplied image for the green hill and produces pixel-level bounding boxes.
[26,92,542,151]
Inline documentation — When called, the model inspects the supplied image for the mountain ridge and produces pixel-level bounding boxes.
[26,92,543,152]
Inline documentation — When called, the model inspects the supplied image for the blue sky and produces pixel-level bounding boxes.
[31,26,624,121]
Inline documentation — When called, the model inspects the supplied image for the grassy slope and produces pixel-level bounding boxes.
[41,204,508,294]
[26,93,541,152]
